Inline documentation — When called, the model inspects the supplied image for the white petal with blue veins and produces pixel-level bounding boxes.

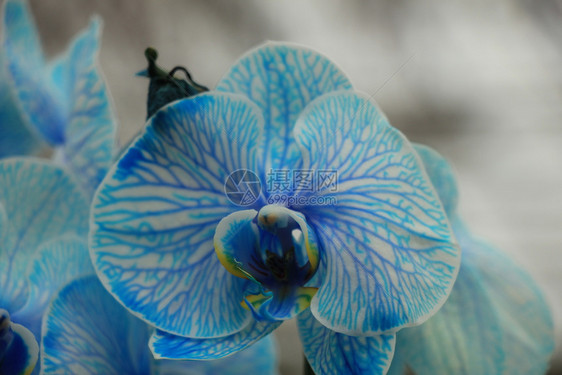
[217,43,352,179]
[298,309,395,375]
[90,93,264,338]
[150,319,281,360]
[293,92,460,335]
[156,334,279,375]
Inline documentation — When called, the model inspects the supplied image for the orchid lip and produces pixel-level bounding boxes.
[215,205,321,320]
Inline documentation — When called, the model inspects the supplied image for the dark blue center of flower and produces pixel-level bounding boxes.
[0,309,13,362]
[245,212,313,290]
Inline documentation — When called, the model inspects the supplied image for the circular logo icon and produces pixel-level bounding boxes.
[224,169,261,206]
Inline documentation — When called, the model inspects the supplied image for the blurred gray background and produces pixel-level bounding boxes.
[22,0,562,373]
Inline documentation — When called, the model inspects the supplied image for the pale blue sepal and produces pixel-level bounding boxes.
[0,320,39,375]
[150,318,281,360]
[216,42,352,178]
[41,275,153,375]
[297,309,395,375]
[0,158,89,313]
[156,335,279,375]
[390,226,505,374]
[50,18,117,200]
[390,145,554,374]
[0,52,45,158]
[413,144,458,217]
[90,93,264,338]
[456,220,553,374]
[3,0,66,145]
[292,91,460,335]
[1,0,43,70]
[0,202,25,312]
[390,219,554,375]
[3,0,116,195]
[12,235,93,339]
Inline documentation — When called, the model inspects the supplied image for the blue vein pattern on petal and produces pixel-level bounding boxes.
[293,92,460,335]
[216,43,352,179]
[0,158,89,313]
[297,309,395,375]
[0,52,44,157]
[149,318,281,360]
[41,275,152,375]
[156,335,279,375]
[12,235,93,340]
[3,0,66,145]
[90,92,264,337]
[0,321,39,375]
[51,18,117,200]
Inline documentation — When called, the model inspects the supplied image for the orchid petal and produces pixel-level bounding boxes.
[392,219,554,375]
[1,0,43,69]
[12,235,93,339]
[390,146,554,374]
[293,92,460,335]
[0,52,45,157]
[214,209,260,280]
[3,0,66,145]
[156,334,279,375]
[150,319,281,360]
[90,93,264,337]
[0,203,24,312]
[50,18,117,200]
[216,43,352,176]
[0,159,88,313]
[0,319,39,375]
[297,309,395,375]
[41,276,151,374]
[474,249,554,374]
[390,229,505,374]
[413,144,458,217]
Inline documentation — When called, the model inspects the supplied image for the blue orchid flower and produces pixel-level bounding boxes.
[387,145,555,375]
[1,0,116,200]
[90,43,461,374]
[0,158,93,374]
[41,275,278,374]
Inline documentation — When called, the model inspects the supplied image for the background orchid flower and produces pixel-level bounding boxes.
[0,158,93,373]
[1,0,117,200]
[387,145,555,375]
[41,275,278,375]
[89,44,461,375]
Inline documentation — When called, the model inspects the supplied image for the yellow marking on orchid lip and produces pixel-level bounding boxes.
[295,287,318,312]
[214,238,249,280]
[303,231,319,271]
[240,293,271,310]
